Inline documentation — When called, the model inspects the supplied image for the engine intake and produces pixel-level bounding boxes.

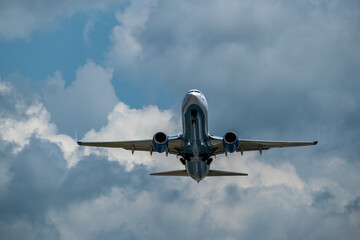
[152,132,168,153]
[223,131,239,153]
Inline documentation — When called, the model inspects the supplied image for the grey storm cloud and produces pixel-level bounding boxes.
[0,137,153,240]
[311,188,335,209]
[346,196,360,213]
[110,3,359,108]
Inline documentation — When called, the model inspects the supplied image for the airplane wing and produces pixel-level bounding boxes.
[207,170,248,176]
[77,135,182,155]
[149,170,248,177]
[209,135,318,155]
[150,170,189,176]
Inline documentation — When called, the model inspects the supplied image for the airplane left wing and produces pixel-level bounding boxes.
[209,135,318,155]
[77,135,182,155]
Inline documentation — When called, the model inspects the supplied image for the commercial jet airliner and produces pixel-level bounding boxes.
[78,89,317,182]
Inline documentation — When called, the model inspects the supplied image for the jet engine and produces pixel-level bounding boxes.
[152,132,168,153]
[222,131,239,153]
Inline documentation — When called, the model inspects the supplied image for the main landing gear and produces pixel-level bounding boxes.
[180,157,212,165]
[180,158,186,165]
[177,148,215,166]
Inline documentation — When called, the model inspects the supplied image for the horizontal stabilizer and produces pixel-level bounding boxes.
[150,170,189,176]
[207,170,248,176]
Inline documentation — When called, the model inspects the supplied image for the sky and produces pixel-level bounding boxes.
[0,0,360,239]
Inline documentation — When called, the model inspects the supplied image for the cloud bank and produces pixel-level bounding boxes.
[43,60,118,137]
[107,0,360,144]
[1,74,359,239]
[0,0,125,40]
[1,0,360,239]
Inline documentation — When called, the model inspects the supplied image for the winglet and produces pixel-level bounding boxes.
[75,130,82,145]
[314,131,320,145]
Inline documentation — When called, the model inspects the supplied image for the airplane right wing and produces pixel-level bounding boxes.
[209,135,318,155]
[150,170,248,177]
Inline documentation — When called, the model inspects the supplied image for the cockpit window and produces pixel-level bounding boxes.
[189,89,201,94]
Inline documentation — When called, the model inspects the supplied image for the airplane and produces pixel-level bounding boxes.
[77,89,318,182]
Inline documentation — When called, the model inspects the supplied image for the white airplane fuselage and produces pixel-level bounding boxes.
[181,90,211,182]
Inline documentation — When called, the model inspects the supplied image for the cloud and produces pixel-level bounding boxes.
[1,78,360,239]
[82,101,180,169]
[106,0,360,152]
[311,188,335,208]
[83,17,96,46]
[0,0,125,40]
[43,60,118,137]
[1,0,360,239]
[0,81,80,166]
[107,0,154,67]
[346,196,360,213]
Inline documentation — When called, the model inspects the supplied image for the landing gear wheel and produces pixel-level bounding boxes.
[180,158,186,165]
[207,158,213,165]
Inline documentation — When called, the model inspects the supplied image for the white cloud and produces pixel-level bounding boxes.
[45,160,360,240]
[82,101,180,169]
[1,76,180,169]
[0,81,80,166]
[1,0,360,237]
[1,78,360,239]
[83,17,95,46]
[0,80,12,94]
[107,0,156,67]
[44,60,118,136]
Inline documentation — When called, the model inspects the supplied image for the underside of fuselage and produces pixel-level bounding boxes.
[181,91,213,182]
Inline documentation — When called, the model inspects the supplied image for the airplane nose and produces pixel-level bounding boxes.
[188,93,199,101]
[182,90,208,115]
[183,92,201,107]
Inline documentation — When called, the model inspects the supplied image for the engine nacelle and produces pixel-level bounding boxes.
[223,131,239,153]
[152,132,168,153]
